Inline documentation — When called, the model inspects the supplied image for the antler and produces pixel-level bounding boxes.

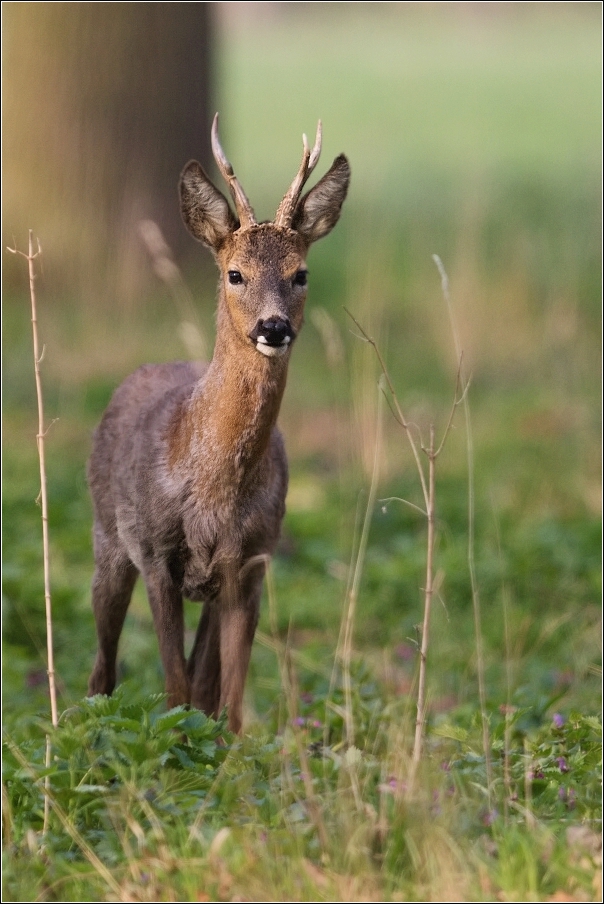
[211,113,257,229]
[274,121,322,228]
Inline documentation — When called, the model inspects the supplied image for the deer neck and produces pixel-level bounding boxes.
[170,307,289,496]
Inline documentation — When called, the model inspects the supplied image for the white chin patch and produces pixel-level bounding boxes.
[255,334,291,357]
[256,341,289,358]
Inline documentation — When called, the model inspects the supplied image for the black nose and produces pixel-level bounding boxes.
[249,317,295,347]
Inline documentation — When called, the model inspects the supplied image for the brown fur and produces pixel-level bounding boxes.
[87,123,350,732]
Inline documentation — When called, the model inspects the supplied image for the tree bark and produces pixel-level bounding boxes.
[3,3,215,304]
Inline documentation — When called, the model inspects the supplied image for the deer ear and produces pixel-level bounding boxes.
[292,154,350,245]
[180,160,238,250]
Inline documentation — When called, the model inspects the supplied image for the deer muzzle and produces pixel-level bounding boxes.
[249,317,295,358]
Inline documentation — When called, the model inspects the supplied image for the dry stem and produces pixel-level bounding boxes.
[410,425,436,783]
[7,231,58,727]
[432,254,493,801]
[340,376,384,748]
[345,306,465,785]
[7,231,58,835]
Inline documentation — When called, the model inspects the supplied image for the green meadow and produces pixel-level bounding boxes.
[3,6,601,901]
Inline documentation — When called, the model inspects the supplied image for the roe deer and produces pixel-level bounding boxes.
[87,115,350,732]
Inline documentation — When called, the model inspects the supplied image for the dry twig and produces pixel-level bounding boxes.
[7,231,58,834]
[344,292,466,790]
[432,254,493,801]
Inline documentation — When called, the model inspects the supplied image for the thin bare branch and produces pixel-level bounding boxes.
[379,496,428,519]
[409,424,437,785]
[379,382,405,428]
[432,253,493,802]
[347,326,371,344]
[344,307,430,509]
[436,590,449,619]
[37,417,59,439]
[7,244,41,261]
[17,231,59,834]
[434,352,464,458]
[21,231,58,731]
[341,375,385,747]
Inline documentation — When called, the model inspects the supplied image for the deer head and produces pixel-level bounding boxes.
[179,114,350,359]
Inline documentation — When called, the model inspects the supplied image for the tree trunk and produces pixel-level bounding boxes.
[3,2,215,305]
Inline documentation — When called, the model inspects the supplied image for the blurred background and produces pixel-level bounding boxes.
[2,3,601,720]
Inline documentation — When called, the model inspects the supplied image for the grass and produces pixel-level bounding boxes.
[2,4,601,901]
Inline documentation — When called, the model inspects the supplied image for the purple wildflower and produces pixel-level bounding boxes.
[379,776,406,795]
[559,786,576,809]
[553,713,565,729]
[557,756,569,773]
[481,808,499,827]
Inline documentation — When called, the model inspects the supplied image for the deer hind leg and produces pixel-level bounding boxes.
[143,563,190,709]
[88,537,138,697]
[188,601,222,718]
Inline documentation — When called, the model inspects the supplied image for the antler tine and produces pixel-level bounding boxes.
[275,120,323,228]
[211,113,257,229]
[307,119,322,173]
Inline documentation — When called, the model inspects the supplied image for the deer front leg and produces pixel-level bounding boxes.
[217,563,263,734]
[143,563,189,709]
[218,606,258,734]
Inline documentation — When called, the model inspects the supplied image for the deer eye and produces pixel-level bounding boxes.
[293,269,308,287]
[228,270,243,285]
